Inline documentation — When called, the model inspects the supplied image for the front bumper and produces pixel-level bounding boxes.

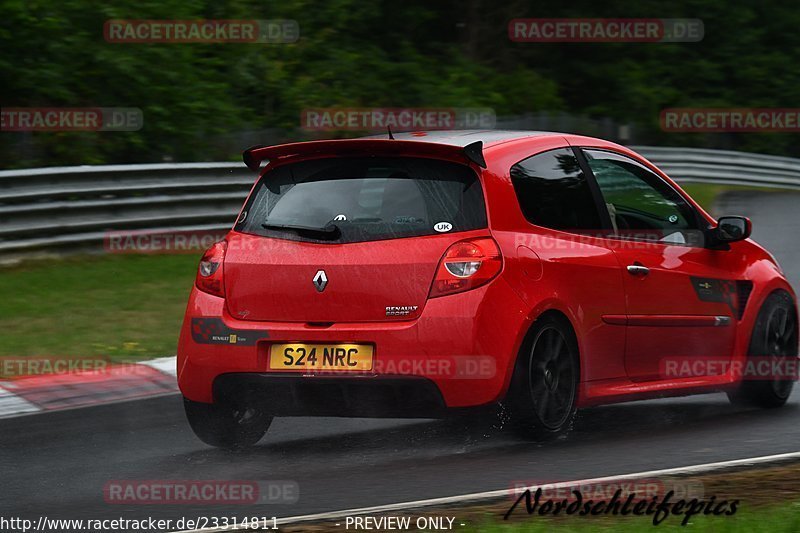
[177,278,528,411]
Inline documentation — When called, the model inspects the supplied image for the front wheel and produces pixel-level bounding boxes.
[184,396,272,449]
[728,290,798,408]
[505,315,579,439]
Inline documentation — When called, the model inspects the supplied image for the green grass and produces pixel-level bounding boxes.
[679,183,732,212]
[678,183,784,213]
[473,500,800,532]
[0,254,199,360]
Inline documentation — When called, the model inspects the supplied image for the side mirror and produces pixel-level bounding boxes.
[714,216,752,243]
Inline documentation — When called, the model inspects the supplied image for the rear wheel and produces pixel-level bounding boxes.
[728,291,798,408]
[184,396,272,449]
[505,315,579,439]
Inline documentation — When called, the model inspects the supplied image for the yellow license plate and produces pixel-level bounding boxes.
[269,343,374,372]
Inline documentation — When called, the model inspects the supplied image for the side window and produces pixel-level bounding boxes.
[510,148,603,231]
[583,149,700,244]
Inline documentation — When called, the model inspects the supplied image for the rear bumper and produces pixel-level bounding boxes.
[177,278,528,411]
[214,374,447,417]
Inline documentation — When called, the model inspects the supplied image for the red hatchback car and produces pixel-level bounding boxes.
[178,131,798,448]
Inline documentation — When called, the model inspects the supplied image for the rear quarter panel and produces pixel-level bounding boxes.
[482,137,629,390]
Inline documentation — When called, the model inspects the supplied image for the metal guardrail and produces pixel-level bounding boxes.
[633,147,800,190]
[0,163,250,253]
[1,146,799,255]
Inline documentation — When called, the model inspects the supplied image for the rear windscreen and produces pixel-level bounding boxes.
[235,157,487,243]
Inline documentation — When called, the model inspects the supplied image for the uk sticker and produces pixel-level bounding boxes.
[434,222,453,232]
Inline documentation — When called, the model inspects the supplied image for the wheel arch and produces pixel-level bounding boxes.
[501,306,582,403]
[745,287,799,355]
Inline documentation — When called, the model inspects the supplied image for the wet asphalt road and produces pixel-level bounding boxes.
[1,190,798,529]
[715,189,800,290]
[1,393,799,527]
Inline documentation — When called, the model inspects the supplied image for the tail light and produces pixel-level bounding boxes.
[195,240,227,297]
[429,237,503,298]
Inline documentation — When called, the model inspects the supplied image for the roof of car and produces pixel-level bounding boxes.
[363,130,563,147]
[243,130,584,171]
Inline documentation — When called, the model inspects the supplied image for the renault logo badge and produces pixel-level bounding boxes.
[313,270,328,292]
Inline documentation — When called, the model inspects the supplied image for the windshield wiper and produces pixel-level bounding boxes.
[261,222,341,240]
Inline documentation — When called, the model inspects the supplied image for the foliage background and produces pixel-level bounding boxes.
[2,0,799,168]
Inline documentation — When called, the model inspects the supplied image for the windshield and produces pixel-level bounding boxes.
[236,157,487,243]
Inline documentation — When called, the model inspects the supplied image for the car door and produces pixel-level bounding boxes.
[579,148,740,382]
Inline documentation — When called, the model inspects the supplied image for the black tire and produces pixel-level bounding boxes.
[727,290,798,408]
[184,396,272,449]
[505,314,579,439]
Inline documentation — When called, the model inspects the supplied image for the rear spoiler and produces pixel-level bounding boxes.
[242,139,486,172]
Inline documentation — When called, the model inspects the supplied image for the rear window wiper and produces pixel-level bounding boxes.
[261,222,341,240]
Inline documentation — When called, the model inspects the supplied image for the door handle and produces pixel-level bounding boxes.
[627,264,650,276]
